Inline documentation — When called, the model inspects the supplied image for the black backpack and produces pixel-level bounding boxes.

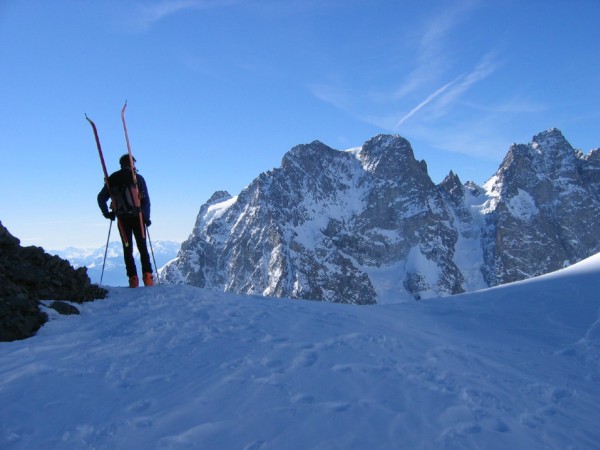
[108,169,141,217]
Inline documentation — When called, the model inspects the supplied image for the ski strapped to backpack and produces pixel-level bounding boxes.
[85,113,130,247]
[109,171,142,218]
[121,101,146,239]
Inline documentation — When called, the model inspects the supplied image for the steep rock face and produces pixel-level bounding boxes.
[580,148,600,198]
[163,129,600,304]
[164,135,466,303]
[165,141,377,303]
[481,129,600,285]
[337,136,464,299]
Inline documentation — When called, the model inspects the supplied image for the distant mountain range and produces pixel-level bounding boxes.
[162,128,600,304]
[51,240,180,287]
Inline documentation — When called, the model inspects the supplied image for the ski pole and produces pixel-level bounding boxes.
[146,225,160,284]
[100,219,112,285]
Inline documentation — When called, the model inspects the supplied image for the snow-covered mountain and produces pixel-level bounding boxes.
[2,252,599,449]
[51,240,180,286]
[163,129,600,304]
[480,130,600,285]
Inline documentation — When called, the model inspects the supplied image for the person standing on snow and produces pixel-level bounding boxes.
[97,154,153,288]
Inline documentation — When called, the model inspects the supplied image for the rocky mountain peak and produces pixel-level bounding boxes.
[439,170,464,199]
[587,148,600,161]
[531,128,569,153]
[358,134,427,178]
[486,128,581,199]
[281,140,344,174]
[207,190,233,205]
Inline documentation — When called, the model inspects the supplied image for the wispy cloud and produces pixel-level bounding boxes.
[393,0,480,100]
[309,0,488,130]
[305,0,549,165]
[142,1,200,21]
[395,52,499,129]
[310,83,355,113]
[436,53,499,109]
[134,0,239,31]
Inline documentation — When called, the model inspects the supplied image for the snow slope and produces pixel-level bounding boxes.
[1,254,600,449]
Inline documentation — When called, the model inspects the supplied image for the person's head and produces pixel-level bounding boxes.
[120,154,136,168]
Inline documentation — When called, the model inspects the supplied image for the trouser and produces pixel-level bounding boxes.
[118,215,152,277]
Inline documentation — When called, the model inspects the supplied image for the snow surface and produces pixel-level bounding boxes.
[506,189,539,222]
[2,254,600,449]
[203,196,238,229]
[450,188,488,293]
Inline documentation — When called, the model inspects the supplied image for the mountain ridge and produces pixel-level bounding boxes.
[163,129,600,304]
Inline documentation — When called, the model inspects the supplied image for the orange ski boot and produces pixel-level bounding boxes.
[142,273,154,287]
[128,275,139,288]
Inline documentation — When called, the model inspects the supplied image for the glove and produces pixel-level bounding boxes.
[144,218,151,227]
[103,211,116,221]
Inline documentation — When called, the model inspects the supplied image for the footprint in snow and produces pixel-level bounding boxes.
[127,398,153,413]
[291,351,318,368]
[290,393,315,404]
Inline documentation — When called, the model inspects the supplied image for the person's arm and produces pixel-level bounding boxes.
[97,184,111,217]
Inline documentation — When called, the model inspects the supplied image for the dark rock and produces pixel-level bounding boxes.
[0,221,106,341]
[0,295,48,342]
[48,301,80,315]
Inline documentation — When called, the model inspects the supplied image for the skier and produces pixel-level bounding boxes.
[97,154,153,288]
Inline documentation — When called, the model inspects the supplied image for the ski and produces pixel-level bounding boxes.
[85,114,130,247]
[120,101,146,239]
[85,114,111,185]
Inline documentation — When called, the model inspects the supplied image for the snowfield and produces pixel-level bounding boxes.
[1,254,600,449]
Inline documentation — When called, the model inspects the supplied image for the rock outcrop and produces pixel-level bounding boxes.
[0,221,106,341]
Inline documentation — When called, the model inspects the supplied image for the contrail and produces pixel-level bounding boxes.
[395,75,462,129]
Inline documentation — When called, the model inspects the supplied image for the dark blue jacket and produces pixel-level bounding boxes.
[97,168,150,221]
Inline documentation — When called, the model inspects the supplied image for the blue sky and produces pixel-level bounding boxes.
[1,0,599,249]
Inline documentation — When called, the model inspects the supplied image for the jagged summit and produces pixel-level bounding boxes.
[281,141,334,169]
[439,171,463,198]
[484,128,584,199]
[163,129,600,303]
[531,127,569,152]
[281,140,337,170]
[357,134,427,177]
[206,190,232,205]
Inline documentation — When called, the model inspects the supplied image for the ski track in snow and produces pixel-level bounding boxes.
[2,255,600,449]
